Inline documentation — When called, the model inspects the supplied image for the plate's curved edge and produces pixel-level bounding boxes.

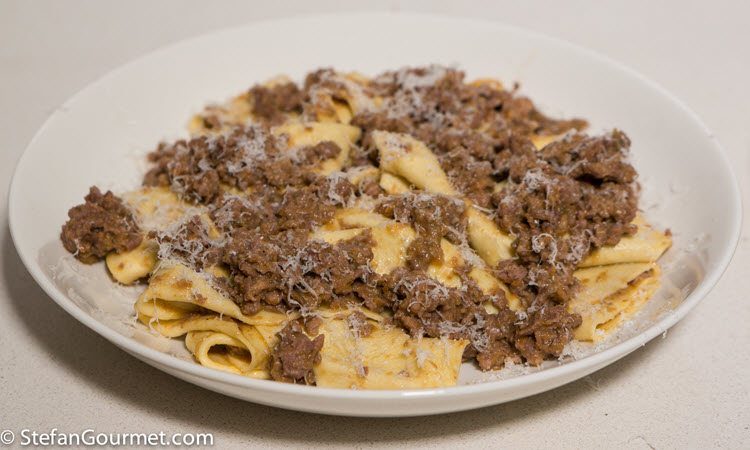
[7,12,744,413]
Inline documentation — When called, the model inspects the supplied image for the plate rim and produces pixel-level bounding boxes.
[8,11,743,403]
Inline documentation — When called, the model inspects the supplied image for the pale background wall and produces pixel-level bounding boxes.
[1,1,748,448]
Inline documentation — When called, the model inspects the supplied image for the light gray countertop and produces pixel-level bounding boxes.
[1,1,748,448]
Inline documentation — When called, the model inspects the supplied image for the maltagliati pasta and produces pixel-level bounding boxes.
[60,66,671,389]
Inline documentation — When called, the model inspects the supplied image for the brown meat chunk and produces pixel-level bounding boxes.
[376,193,466,271]
[514,305,582,365]
[250,82,304,124]
[381,267,520,364]
[150,215,221,270]
[270,320,325,384]
[502,95,588,136]
[142,125,348,205]
[143,137,221,203]
[540,130,636,183]
[220,229,375,315]
[491,131,638,306]
[209,193,276,234]
[60,187,142,264]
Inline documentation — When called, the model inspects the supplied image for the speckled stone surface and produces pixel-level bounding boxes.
[1,1,748,448]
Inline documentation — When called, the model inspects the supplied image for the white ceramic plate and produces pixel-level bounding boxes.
[9,13,741,417]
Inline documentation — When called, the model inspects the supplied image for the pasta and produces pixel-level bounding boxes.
[60,66,671,388]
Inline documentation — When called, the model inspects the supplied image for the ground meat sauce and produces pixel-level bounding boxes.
[151,215,222,270]
[249,82,304,124]
[143,124,344,202]
[352,67,587,209]
[376,193,467,271]
[492,131,638,307]
[61,66,642,382]
[61,187,142,264]
[381,267,519,369]
[219,229,374,315]
[270,319,324,384]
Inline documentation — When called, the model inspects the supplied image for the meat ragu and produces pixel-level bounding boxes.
[60,66,642,383]
[60,187,142,264]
